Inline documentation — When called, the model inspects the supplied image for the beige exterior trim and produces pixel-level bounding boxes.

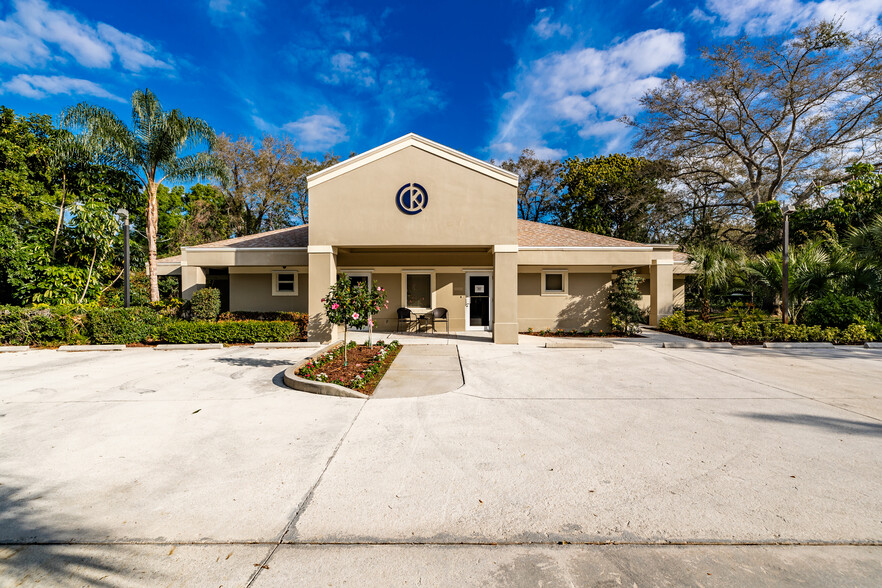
[493,244,519,253]
[307,133,519,188]
[307,245,335,254]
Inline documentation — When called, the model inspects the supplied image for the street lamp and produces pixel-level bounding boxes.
[781,204,796,324]
[116,208,130,308]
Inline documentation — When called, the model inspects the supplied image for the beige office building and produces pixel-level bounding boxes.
[158,134,690,343]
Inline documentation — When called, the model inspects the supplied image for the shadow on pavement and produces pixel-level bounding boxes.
[213,357,292,368]
[734,412,882,437]
[0,476,149,586]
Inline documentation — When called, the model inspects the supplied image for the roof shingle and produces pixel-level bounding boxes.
[516,219,647,248]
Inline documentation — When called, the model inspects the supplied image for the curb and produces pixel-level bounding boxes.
[253,341,322,349]
[0,346,29,353]
[762,342,835,349]
[663,341,733,349]
[155,343,224,350]
[865,342,882,349]
[57,344,126,352]
[544,339,614,349]
[283,342,369,399]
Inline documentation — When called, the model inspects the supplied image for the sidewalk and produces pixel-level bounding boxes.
[372,345,463,398]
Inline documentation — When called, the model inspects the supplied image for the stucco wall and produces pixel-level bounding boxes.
[230,273,309,313]
[309,145,517,248]
[517,272,612,331]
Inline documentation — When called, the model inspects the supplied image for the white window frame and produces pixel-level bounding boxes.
[541,270,568,296]
[272,270,299,296]
[401,271,435,312]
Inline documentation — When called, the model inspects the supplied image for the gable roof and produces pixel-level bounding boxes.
[517,220,649,248]
[184,224,309,250]
[158,221,686,263]
[307,133,519,188]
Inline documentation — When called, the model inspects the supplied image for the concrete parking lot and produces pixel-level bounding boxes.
[1,343,881,586]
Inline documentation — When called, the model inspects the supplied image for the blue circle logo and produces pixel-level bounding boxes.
[396,183,428,215]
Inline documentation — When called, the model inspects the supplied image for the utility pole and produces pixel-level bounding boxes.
[117,208,130,308]
[782,204,796,324]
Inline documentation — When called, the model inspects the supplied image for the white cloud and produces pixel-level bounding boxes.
[531,8,571,40]
[1,73,125,101]
[282,111,349,152]
[490,29,685,158]
[705,0,882,36]
[0,0,172,71]
[207,0,261,26]
[689,8,717,24]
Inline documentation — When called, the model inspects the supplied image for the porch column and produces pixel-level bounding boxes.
[492,245,519,344]
[307,246,338,343]
[181,266,206,300]
[649,258,674,327]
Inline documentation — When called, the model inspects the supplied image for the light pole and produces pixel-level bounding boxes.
[782,204,796,324]
[116,208,130,308]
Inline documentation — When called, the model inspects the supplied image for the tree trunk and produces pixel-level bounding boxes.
[700,298,711,322]
[343,326,348,366]
[146,180,160,302]
[79,247,98,304]
[52,171,66,256]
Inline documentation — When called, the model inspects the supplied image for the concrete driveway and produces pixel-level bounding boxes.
[0,343,880,586]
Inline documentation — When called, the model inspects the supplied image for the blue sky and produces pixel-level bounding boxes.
[1,0,881,163]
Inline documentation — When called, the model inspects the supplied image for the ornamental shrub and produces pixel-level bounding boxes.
[85,307,165,344]
[191,288,221,321]
[802,292,876,329]
[322,275,389,364]
[160,320,298,344]
[608,269,644,335]
[658,310,879,344]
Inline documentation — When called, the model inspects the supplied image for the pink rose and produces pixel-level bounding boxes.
[331,303,339,310]
[368,318,374,327]
[352,312,359,319]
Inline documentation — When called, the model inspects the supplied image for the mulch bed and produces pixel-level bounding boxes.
[297,342,402,395]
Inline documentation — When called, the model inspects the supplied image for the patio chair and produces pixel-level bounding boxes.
[427,307,449,334]
[396,307,417,332]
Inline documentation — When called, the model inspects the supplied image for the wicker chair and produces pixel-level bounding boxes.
[427,307,449,333]
[396,308,416,332]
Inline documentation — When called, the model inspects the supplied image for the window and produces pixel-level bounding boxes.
[405,273,432,309]
[541,271,567,295]
[272,271,298,296]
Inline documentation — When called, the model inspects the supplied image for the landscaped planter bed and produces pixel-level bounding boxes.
[521,328,644,338]
[296,340,401,395]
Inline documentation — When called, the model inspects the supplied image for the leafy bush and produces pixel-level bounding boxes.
[659,311,879,344]
[0,305,87,345]
[85,307,165,344]
[218,310,308,338]
[190,288,221,321]
[802,292,876,329]
[607,269,644,334]
[160,320,299,344]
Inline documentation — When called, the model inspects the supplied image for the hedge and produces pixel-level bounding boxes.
[86,307,165,344]
[218,311,308,337]
[191,288,221,321]
[0,305,87,345]
[659,311,882,345]
[160,320,299,344]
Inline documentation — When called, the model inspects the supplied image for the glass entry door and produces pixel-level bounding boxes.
[466,274,492,331]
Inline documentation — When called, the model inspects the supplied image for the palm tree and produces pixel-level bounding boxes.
[746,240,840,322]
[847,215,882,313]
[688,242,742,320]
[61,89,229,301]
